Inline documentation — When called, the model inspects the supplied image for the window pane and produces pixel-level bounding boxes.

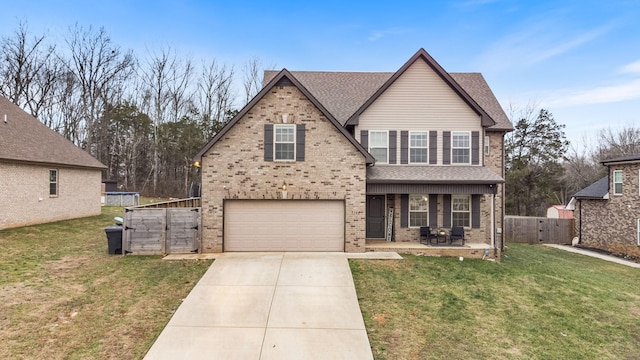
[410,132,427,147]
[452,197,469,211]
[410,148,427,163]
[369,131,387,147]
[615,183,623,194]
[50,170,57,182]
[452,133,469,148]
[410,212,428,227]
[452,149,470,164]
[370,148,387,163]
[275,126,294,142]
[614,171,623,182]
[275,143,294,160]
[410,195,428,211]
[452,212,470,227]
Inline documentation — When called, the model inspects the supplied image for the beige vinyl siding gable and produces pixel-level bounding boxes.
[356,60,484,165]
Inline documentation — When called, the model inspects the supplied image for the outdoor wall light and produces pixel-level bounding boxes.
[193,161,201,168]
[282,181,288,191]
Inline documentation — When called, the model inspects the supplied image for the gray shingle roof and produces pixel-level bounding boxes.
[367,165,505,184]
[573,176,609,199]
[0,96,106,169]
[263,68,513,131]
[601,154,640,165]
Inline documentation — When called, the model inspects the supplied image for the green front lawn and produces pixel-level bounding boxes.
[351,244,640,360]
[0,207,212,359]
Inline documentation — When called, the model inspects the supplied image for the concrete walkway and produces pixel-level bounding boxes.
[144,252,375,359]
[544,244,640,268]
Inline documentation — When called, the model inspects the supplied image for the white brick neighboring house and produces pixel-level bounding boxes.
[0,96,106,230]
[194,49,513,255]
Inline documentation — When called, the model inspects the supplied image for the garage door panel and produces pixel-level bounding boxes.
[224,200,344,252]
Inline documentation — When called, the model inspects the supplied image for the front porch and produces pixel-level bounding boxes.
[365,240,499,260]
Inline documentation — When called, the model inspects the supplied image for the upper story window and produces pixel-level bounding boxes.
[369,130,388,163]
[613,170,623,195]
[274,124,295,161]
[409,132,428,163]
[409,194,428,227]
[452,132,470,164]
[49,169,58,196]
[484,135,490,155]
[452,194,470,227]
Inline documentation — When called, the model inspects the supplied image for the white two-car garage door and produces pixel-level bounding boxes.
[224,200,344,252]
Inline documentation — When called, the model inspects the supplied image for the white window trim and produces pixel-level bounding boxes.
[409,131,428,164]
[409,194,429,228]
[273,124,296,161]
[637,219,640,246]
[49,169,58,197]
[613,170,623,196]
[451,194,471,228]
[451,131,471,165]
[369,130,389,164]
[484,135,490,156]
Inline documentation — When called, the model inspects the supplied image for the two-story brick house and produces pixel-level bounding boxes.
[571,155,640,259]
[195,49,512,257]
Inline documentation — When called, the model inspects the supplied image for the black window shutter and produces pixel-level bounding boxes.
[472,131,480,165]
[361,130,368,149]
[296,124,305,161]
[429,131,437,164]
[429,194,438,228]
[389,131,397,164]
[443,194,451,227]
[443,131,451,165]
[472,194,481,228]
[400,194,409,228]
[400,131,408,164]
[264,124,273,161]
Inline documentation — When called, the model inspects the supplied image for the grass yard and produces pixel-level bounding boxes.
[0,207,212,359]
[351,244,640,360]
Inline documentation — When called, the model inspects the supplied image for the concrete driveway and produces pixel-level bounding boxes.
[144,252,374,359]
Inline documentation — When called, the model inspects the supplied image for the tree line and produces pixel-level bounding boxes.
[0,21,269,196]
[505,104,639,216]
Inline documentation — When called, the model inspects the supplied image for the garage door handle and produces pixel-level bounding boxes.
[192,225,199,230]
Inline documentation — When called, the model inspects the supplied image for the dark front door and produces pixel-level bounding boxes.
[366,195,385,238]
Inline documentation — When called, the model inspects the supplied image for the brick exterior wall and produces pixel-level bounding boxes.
[575,163,640,258]
[486,131,506,249]
[0,162,102,229]
[200,85,368,253]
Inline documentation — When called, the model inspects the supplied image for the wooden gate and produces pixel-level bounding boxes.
[122,198,200,255]
[504,216,574,244]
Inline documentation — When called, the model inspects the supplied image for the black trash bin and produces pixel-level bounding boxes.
[105,225,123,254]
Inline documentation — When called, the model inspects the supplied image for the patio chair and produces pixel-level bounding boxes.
[449,226,465,245]
[420,226,438,245]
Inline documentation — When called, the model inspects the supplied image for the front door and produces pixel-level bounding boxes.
[366,195,385,238]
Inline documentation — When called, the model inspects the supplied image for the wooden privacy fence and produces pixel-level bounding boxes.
[505,216,574,244]
[122,198,201,255]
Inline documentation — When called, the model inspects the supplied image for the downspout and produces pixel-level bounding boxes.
[491,192,496,250]
[578,199,582,244]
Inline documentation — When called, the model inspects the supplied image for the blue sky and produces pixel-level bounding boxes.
[2,0,640,149]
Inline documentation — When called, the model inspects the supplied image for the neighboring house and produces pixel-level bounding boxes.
[194,49,513,254]
[547,205,574,219]
[570,155,640,258]
[0,96,106,230]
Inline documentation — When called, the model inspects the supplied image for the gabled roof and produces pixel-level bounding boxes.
[194,69,375,164]
[345,48,495,128]
[573,176,609,199]
[263,52,513,132]
[0,96,106,169]
[601,154,640,165]
[367,165,504,184]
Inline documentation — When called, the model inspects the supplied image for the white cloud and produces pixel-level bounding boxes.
[619,60,640,74]
[546,78,640,107]
[368,28,410,42]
